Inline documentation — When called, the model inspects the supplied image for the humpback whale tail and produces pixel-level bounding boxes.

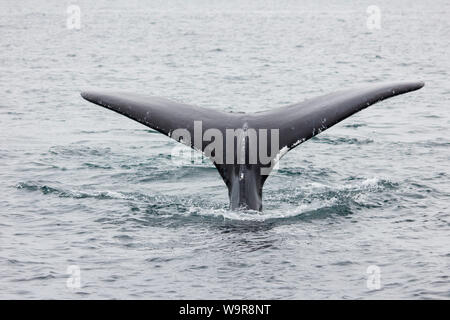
[81,81,424,211]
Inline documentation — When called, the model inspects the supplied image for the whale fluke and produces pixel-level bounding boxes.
[81,81,424,211]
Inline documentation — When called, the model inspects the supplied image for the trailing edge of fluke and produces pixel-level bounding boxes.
[81,81,424,211]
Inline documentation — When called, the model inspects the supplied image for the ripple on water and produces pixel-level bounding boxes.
[311,136,374,145]
[15,176,399,227]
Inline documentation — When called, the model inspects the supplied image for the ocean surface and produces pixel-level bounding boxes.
[0,0,449,299]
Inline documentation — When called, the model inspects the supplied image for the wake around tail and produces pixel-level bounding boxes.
[81,81,424,211]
